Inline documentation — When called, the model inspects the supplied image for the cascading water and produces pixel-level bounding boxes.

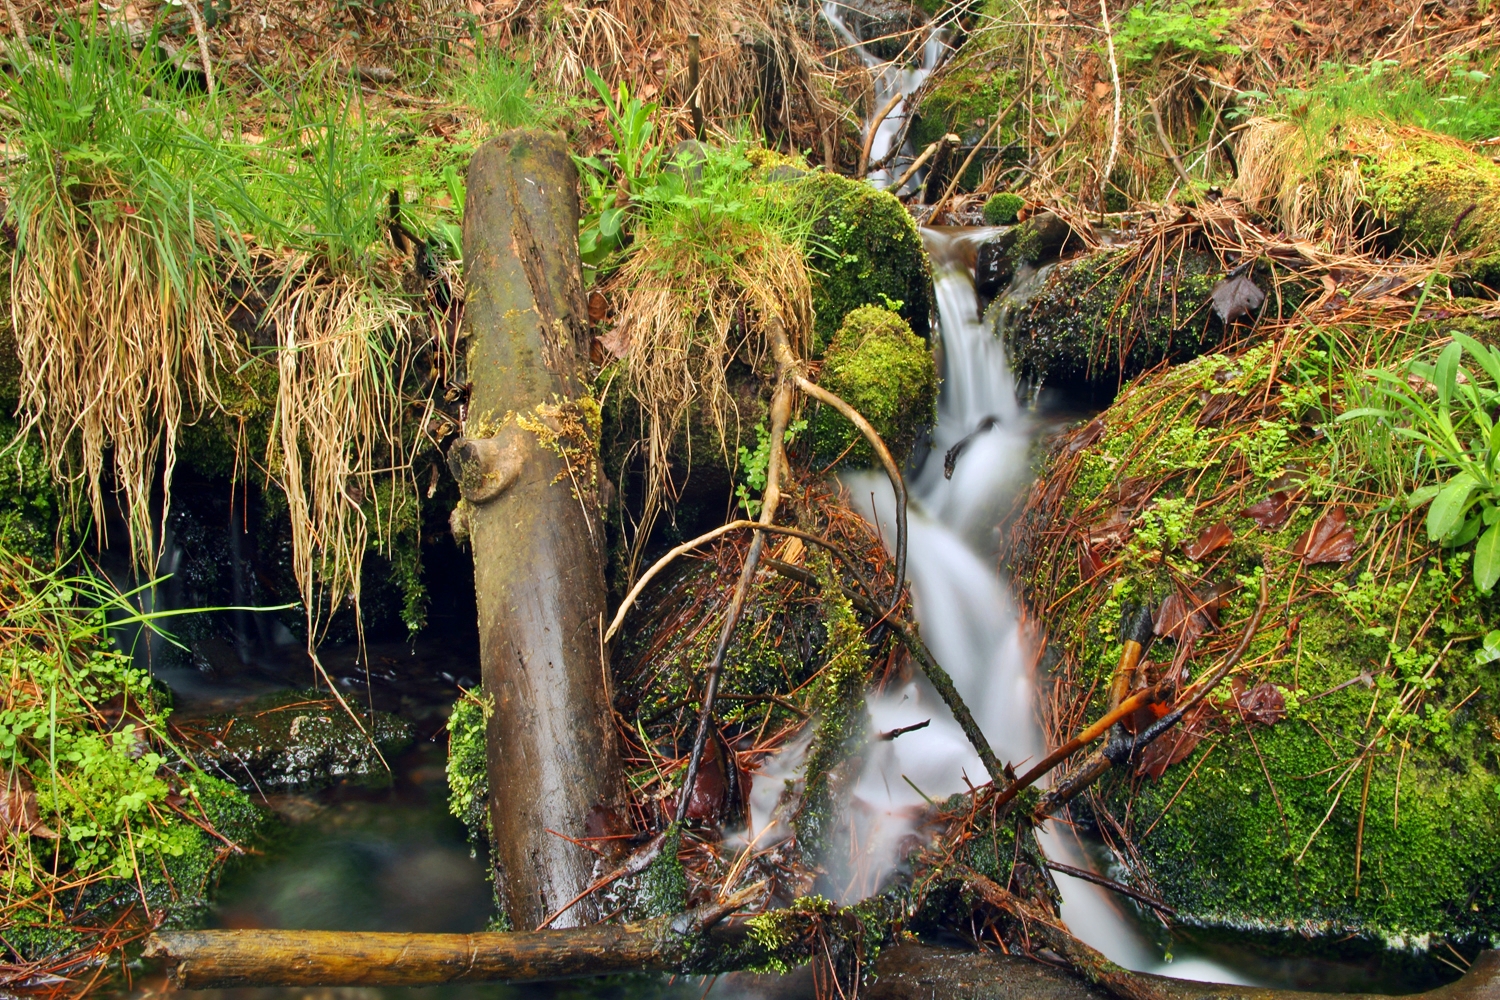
[820,1,945,191]
[735,226,1258,981]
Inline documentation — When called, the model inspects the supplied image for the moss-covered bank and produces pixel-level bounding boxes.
[1012,321,1500,946]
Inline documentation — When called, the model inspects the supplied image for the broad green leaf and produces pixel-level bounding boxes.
[1476,521,1500,593]
[1427,471,1478,541]
[1435,341,1461,408]
[1451,513,1484,548]
[1405,484,1440,508]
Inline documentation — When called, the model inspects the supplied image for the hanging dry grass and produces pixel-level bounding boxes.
[608,220,812,575]
[259,256,428,643]
[10,195,234,571]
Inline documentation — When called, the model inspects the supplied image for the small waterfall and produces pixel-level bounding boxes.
[820,0,946,191]
[833,230,1252,984]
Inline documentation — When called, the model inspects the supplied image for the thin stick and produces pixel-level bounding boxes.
[929,72,1040,222]
[183,0,217,98]
[1148,96,1190,190]
[859,92,905,177]
[1097,0,1122,210]
[891,134,955,193]
[3,0,33,62]
[791,372,908,612]
[674,380,793,827]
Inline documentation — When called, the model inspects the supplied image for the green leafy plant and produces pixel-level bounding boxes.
[1339,333,1500,591]
[736,419,808,517]
[1114,1,1242,66]
[573,70,664,269]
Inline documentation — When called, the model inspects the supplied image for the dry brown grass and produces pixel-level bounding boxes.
[10,197,234,571]
[608,222,813,576]
[259,256,427,644]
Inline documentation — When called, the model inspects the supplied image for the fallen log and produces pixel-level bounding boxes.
[145,884,765,989]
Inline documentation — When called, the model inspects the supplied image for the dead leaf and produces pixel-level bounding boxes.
[1,775,58,839]
[1067,416,1106,454]
[587,290,609,323]
[597,320,632,359]
[1154,591,1212,646]
[1093,81,1112,100]
[1085,507,1131,552]
[1240,490,1298,531]
[1183,520,1234,562]
[1235,683,1286,726]
[1115,476,1157,511]
[1209,274,1265,325]
[1293,506,1356,565]
[1196,391,1237,427]
[1137,702,1217,779]
[1079,544,1105,582]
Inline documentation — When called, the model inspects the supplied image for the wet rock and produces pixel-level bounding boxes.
[836,0,928,62]
[188,689,413,791]
[973,211,1075,306]
[790,171,934,353]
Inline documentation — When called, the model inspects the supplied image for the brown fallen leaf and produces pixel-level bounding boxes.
[1067,417,1106,454]
[1183,520,1234,562]
[587,290,609,323]
[1137,702,1217,780]
[1235,683,1286,726]
[1209,274,1265,325]
[1079,544,1105,582]
[1086,507,1132,552]
[1196,391,1237,427]
[1,775,59,839]
[1293,506,1357,565]
[1240,490,1298,531]
[1115,476,1157,511]
[1154,591,1212,646]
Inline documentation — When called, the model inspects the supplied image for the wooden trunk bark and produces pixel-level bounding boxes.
[455,129,627,930]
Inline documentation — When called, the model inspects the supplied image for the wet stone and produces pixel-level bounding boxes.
[186,689,414,792]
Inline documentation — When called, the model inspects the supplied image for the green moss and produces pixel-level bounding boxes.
[812,306,937,469]
[982,192,1024,226]
[793,557,871,860]
[1354,125,1500,285]
[637,823,688,917]
[790,172,933,354]
[1017,335,1500,944]
[912,58,1018,153]
[446,690,492,842]
[0,418,73,565]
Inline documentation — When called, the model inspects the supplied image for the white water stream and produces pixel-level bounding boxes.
[820,0,945,191]
[739,227,1252,982]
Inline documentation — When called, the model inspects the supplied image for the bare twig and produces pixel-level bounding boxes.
[859,92,905,177]
[1098,0,1122,209]
[183,0,217,97]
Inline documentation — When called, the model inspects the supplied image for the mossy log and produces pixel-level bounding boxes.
[142,930,1500,998]
[455,129,628,929]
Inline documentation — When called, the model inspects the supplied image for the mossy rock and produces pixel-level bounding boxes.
[1012,328,1500,946]
[191,689,413,791]
[982,192,1024,226]
[811,306,937,469]
[1001,248,1295,397]
[1352,124,1500,285]
[790,172,933,354]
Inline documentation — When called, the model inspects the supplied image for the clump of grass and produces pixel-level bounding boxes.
[452,46,568,136]
[4,23,243,570]
[607,140,814,573]
[5,43,442,646]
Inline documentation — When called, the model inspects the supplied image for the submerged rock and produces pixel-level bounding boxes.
[189,689,413,791]
[1012,323,1500,947]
